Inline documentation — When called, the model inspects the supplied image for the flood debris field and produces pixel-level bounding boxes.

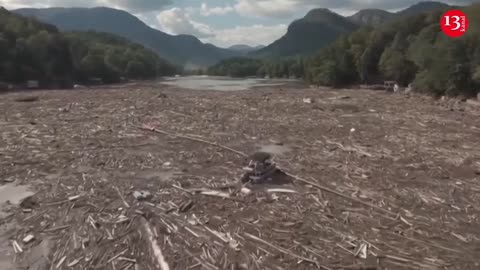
[1,84,480,270]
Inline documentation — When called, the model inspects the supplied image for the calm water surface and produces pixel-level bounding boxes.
[160,76,303,91]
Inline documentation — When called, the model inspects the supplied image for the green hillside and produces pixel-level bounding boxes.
[252,1,454,58]
[252,9,359,58]
[0,7,175,87]
[64,31,177,83]
[306,4,480,97]
[207,4,479,97]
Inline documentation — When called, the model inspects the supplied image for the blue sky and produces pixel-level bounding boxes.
[0,0,475,47]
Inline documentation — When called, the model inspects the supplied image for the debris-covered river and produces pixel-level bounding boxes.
[1,83,480,269]
[160,75,303,91]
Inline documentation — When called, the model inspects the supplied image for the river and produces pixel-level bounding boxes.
[159,76,304,91]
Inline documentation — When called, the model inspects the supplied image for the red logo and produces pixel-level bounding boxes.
[441,9,468,38]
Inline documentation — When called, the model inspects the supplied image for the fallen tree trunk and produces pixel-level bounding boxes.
[139,217,170,270]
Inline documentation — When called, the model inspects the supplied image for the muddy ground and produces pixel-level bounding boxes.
[0,83,480,270]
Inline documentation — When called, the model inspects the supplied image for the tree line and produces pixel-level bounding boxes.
[207,57,306,79]
[207,4,480,97]
[0,8,177,87]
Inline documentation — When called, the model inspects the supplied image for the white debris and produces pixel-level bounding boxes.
[67,258,81,267]
[303,98,313,104]
[200,190,230,198]
[116,215,129,224]
[22,234,35,243]
[68,195,81,201]
[393,84,400,93]
[266,188,297,193]
[405,83,413,94]
[241,187,252,195]
[56,256,67,269]
[205,227,240,251]
[355,243,368,259]
[12,241,23,253]
[270,193,280,201]
[329,95,350,100]
[133,191,152,201]
[242,166,254,172]
[73,84,88,89]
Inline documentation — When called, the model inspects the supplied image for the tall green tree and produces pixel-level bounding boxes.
[379,47,417,85]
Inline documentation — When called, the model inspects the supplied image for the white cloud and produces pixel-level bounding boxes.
[0,0,48,9]
[156,7,214,38]
[200,3,234,16]
[156,7,286,47]
[0,0,173,12]
[234,0,302,18]
[2,0,476,16]
[104,0,173,12]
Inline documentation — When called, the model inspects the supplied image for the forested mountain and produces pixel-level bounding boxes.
[14,7,241,68]
[396,1,450,16]
[348,1,451,26]
[207,4,480,97]
[348,9,395,26]
[229,44,265,54]
[14,2,455,66]
[65,31,177,83]
[0,8,175,86]
[252,9,359,57]
[306,4,479,97]
[253,1,454,57]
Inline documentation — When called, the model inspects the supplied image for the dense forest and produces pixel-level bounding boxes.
[64,31,177,83]
[0,7,176,87]
[208,4,480,97]
[207,57,306,79]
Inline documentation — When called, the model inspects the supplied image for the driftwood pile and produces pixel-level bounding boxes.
[0,84,480,270]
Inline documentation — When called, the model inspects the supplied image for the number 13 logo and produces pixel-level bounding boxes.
[441,10,468,38]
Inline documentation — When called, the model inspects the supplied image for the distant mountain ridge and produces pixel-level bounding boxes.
[14,7,241,68]
[228,44,265,56]
[252,1,454,57]
[229,44,265,52]
[348,1,451,26]
[397,1,450,16]
[13,1,460,66]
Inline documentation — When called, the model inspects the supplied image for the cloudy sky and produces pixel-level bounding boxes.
[0,0,475,47]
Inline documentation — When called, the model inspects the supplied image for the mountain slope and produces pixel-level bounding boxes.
[306,3,480,97]
[252,9,359,57]
[228,44,265,55]
[348,9,395,26]
[14,7,240,68]
[253,1,454,58]
[229,44,264,52]
[348,2,451,26]
[397,1,450,16]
